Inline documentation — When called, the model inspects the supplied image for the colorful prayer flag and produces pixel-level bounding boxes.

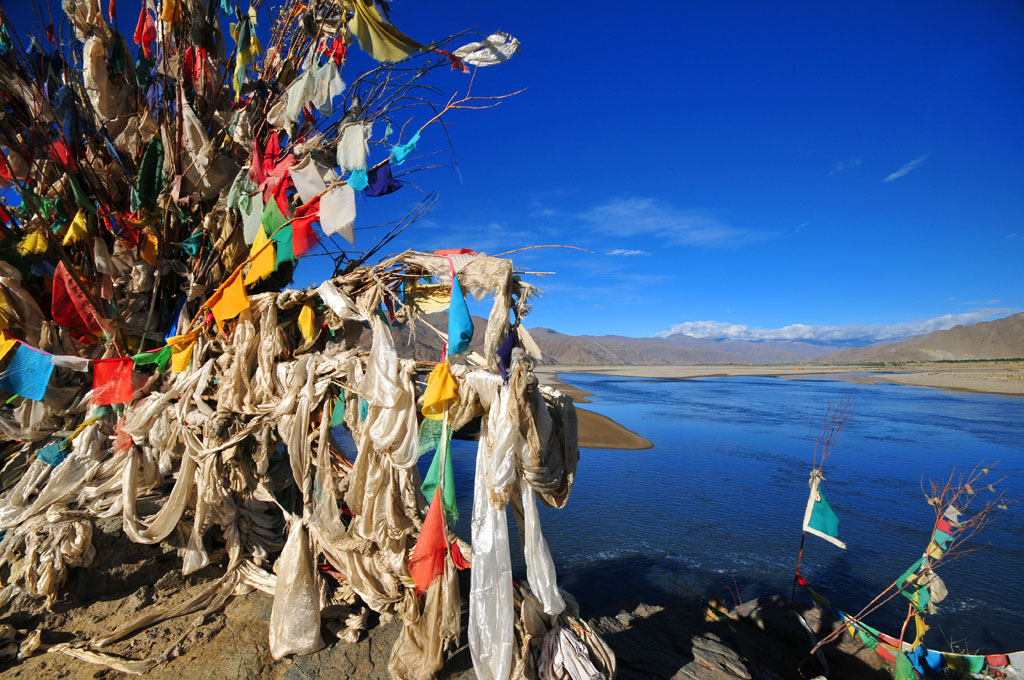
[409,487,448,595]
[206,270,249,331]
[244,227,276,285]
[92,357,134,405]
[802,473,846,549]
[168,329,199,373]
[0,343,55,401]
[421,361,458,420]
[447,276,474,355]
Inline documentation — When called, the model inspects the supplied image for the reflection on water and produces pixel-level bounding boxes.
[420,374,1024,654]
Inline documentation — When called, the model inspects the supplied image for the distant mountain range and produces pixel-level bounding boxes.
[810,312,1024,363]
[377,312,1024,365]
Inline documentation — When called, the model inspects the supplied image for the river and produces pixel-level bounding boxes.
[427,373,1024,656]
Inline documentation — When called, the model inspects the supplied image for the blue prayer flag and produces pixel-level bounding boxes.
[0,344,55,401]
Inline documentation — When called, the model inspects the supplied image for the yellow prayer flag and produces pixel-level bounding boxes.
[168,329,200,373]
[421,361,458,421]
[206,269,249,332]
[62,209,88,245]
[298,303,316,343]
[244,227,276,285]
[18,231,49,255]
[160,0,182,25]
[0,329,18,362]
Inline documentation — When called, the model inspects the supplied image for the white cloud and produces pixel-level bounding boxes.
[829,157,862,176]
[656,308,1014,343]
[580,197,759,247]
[607,249,649,256]
[883,155,929,182]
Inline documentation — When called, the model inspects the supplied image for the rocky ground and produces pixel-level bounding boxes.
[0,518,890,680]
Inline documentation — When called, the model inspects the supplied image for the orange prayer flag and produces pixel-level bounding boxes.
[244,227,276,285]
[409,487,448,595]
[206,269,249,332]
[92,357,134,405]
[141,232,160,265]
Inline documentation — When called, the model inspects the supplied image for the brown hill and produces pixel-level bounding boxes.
[812,312,1024,363]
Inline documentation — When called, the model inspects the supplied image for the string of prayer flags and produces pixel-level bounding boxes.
[132,345,172,373]
[52,354,90,371]
[289,156,328,204]
[245,228,276,284]
[0,343,54,401]
[231,7,262,98]
[802,471,846,549]
[319,185,356,244]
[422,361,458,420]
[448,275,474,355]
[408,487,448,595]
[167,328,200,373]
[206,269,249,332]
[365,160,401,197]
[92,357,133,405]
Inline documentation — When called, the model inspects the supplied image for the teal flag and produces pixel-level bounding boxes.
[803,476,846,549]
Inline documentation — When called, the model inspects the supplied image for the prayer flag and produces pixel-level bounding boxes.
[0,344,55,401]
[447,276,474,355]
[93,357,133,405]
[298,303,316,343]
[245,227,276,285]
[292,196,320,257]
[421,361,458,420]
[206,270,249,331]
[132,345,172,373]
[802,473,846,549]
[365,160,401,197]
[409,487,447,595]
[319,185,356,243]
[62,208,88,245]
[168,329,199,373]
[38,439,71,466]
[421,423,457,522]
[0,329,17,362]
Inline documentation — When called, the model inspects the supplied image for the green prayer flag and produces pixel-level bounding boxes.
[895,651,915,680]
[136,139,164,212]
[132,345,173,373]
[261,200,293,266]
[420,422,457,522]
[330,392,346,427]
[179,232,204,257]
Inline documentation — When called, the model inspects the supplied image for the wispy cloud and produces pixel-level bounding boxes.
[1005,233,1024,240]
[656,308,1013,343]
[829,157,862,176]
[580,197,760,247]
[607,249,649,256]
[883,155,929,182]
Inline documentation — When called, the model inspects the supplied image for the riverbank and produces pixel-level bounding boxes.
[536,362,1024,396]
[538,375,653,450]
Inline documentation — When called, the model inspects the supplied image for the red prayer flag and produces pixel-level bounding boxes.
[292,196,320,256]
[450,540,470,570]
[409,488,447,595]
[52,262,104,342]
[133,7,156,58]
[93,357,134,405]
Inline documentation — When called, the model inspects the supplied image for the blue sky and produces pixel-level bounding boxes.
[7,1,1024,340]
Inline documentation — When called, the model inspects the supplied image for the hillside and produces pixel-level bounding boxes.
[813,312,1024,363]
